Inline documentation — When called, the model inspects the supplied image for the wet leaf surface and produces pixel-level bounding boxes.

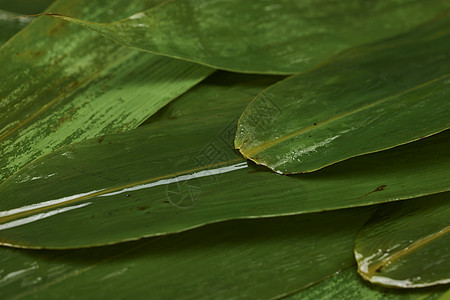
[354,193,450,288]
[45,0,449,74]
[235,12,450,173]
[285,267,449,300]
[0,72,448,248]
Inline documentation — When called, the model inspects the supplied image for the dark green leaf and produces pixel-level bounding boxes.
[0,72,448,248]
[354,193,450,288]
[0,10,33,45]
[0,0,213,183]
[235,12,450,173]
[0,0,55,15]
[285,268,449,300]
[0,207,372,299]
[46,0,449,74]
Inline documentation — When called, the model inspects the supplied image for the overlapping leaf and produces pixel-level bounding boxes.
[45,0,450,74]
[0,0,55,45]
[0,0,55,15]
[285,268,449,300]
[0,72,448,248]
[0,207,372,299]
[0,10,32,45]
[235,12,450,173]
[0,0,213,183]
[355,193,450,288]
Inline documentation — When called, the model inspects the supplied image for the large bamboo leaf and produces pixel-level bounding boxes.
[285,268,449,300]
[0,0,213,183]
[44,0,450,74]
[0,207,372,299]
[354,193,450,288]
[0,72,448,248]
[235,12,450,174]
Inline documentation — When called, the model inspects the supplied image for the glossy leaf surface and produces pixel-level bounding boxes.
[45,0,450,74]
[0,0,213,183]
[286,268,449,300]
[0,72,449,248]
[235,12,450,173]
[0,207,372,299]
[355,193,450,288]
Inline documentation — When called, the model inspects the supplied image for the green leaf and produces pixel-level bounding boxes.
[285,268,449,300]
[0,0,213,183]
[235,12,450,174]
[0,10,33,45]
[0,1,55,45]
[0,207,372,299]
[44,0,449,74]
[0,0,55,15]
[354,193,450,288]
[0,72,448,248]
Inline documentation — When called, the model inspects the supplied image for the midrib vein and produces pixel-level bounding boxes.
[366,225,450,277]
[243,73,449,156]
[0,158,244,224]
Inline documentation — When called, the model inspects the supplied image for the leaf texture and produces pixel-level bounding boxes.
[46,0,450,74]
[235,12,450,173]
[0,207,372,299]
[0,0,213,183]
[354,193,450,288]
[0,72,448,248]
[285,268,449,300]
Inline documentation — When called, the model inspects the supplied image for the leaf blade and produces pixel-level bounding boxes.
[235,12,450,173]
[285,268,449,300]
[0,72,448,248]
[46,0,450,74]
[0,207,373,299]
[0,0,213,183]
[355,193,450,288]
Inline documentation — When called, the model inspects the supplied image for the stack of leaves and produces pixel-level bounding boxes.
[0,0,448,299]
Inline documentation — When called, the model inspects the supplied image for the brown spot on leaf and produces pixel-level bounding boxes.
[360,185,387,198]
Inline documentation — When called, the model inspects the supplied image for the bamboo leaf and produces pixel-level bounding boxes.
[0,10,33,45]
[45,0,449,74]
[0,72,448,248]
[235,12,450,174]
[285,268,449,300]
[0,1,55,45]
[0,207,373,299]
[0,0,213,183]
[354,193,450,288]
